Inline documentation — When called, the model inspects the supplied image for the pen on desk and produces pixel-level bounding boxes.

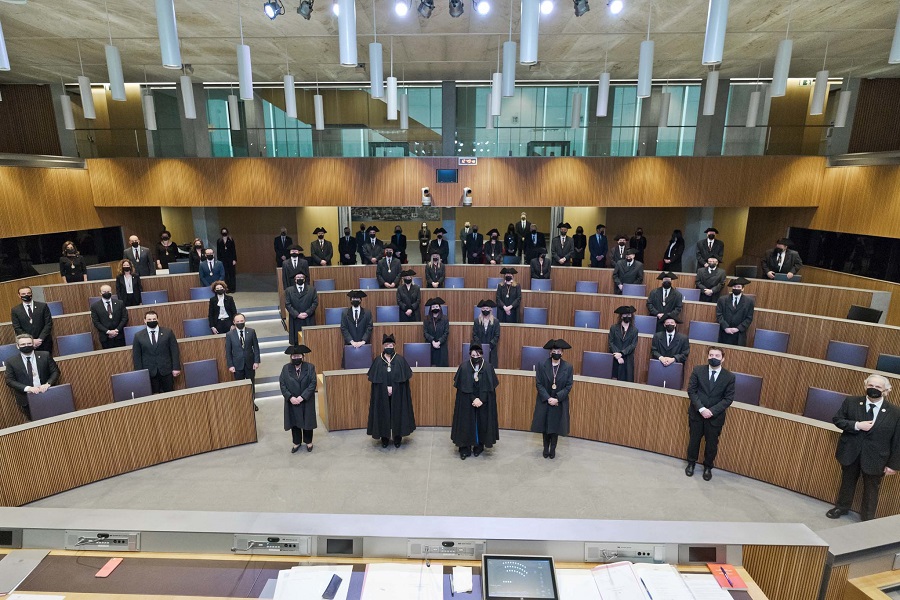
[640,577,653,600]
[450,573,454,596]
[720,566,734,587]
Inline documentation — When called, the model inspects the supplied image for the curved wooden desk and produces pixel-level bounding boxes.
[0,380,256,507]
[320,369,900,520]
[36,272,200,315]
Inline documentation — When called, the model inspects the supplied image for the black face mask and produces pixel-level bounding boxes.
[385,252,394,258]
[473,228,479,233]
[550,352,562,361]
[291,357,303,365]
[146,321,158,329]
[708,357,722,367]
[102,292,113,300]
[296,279,305,286]
[370,235,377,240]
[432,308,442,315]
[664,324,676,333]
[432,258,440,263]
[481,310,492,316]
[708,263,717,270]
[19,346,34,355]
[437,234,443,238]
[221,232,228,237]
[621,316,632,323]
[161,236,170,241]
[131,241,140,248]
[20,295,32,303]
[404,278,412,284]
[866,387,883,399]
[491,235,498,240]
[235,323,245,330]
[662,281,672,289]
[67,250,76,255]
[395,231,401,235]
[344,231,351,236]
[195,245,202,249]
[319,234,325,239]
[351,300,361,307]
[775,247,785,254]
[472,357,483,367]
[290,253,300,259]
[707,234,716,240]
[618,242,626,247]
[123,267,131,273]
[205,255,214,261]
[733,290,742,296]
[216,289,225,294]
[383,347,395,356]
[505,276,513,282]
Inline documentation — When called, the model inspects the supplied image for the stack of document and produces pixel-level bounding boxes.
[361,563,444,600]
[556,561,735,600]
[272,564,353,600]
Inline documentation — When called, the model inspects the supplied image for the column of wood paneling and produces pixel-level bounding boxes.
[821,564,850,600]
[0,85,61,155]
[742,545,828,600]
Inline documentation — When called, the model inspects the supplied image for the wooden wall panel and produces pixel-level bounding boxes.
[743,545,828,600]
[848,79,900,153]
[822,564,851,600]
[802,267,900,327]
[37,273,198,315]
[0,85,61,156]
[0,381,255,507]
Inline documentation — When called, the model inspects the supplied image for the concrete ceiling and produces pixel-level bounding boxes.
[0,0,898,86]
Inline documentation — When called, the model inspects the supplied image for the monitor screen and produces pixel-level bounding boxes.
[436,169,458,183]
[326,538,354,555]
[483,555,559,600]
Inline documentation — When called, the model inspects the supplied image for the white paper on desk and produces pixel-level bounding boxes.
[632,563,695,600]
[591,561,648,600]
[7,595,66,600]
[452,565,473,593]
[361,562,443,600]
[682,573,734,600]
[556,568,602,599]
[272,564,353,600]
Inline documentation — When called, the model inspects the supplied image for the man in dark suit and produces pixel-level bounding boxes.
[226,313,261,410]
[696,227,724,267]
[360,226,384,265]
[464,225,485,264]
[132,311,181,394]
[612,248,644,294]
[551,222,575,266]
[530,248,551,280]
[355,224,368,264]
[523,224,546,264]
[338,227,358,265]
[390,226,408,263]
[651,316,690,365]
[696,256,726,302]
[90,284,129,349]
[310,227,334,266]
[459,222,473,264]
[340,290,373,348]
[647,272,683,331]
[715,277,754,346]
[124,235,156,277]
[427,228,450,264]
[609,234,629,265]
[418,223,431,263]
[515,212,531,263]
[828,374,900,521]
[685,346,735,481]
[762,238,803,280]
[376,244,402,289]
[199,249,226,288]
[4,334,60,420]
[281,245,309,290]
[589,224,608,268]
[274,226,293,268]
[11,286,53,354]
[217,227,238,292]
[285,274,318,345]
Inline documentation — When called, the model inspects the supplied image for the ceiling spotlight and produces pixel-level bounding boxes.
[449,0,464,17]
[264,0,285,18]
[417,0,434,17]
[607,0,622,13]
[395,0,409,15]
[297,0,314,19]
[332,1,339,14]
[573,0,588,16]
[540,0,553,13]
[474,0,490,14]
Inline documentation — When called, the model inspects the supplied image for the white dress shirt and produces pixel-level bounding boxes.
[217,295,228,319]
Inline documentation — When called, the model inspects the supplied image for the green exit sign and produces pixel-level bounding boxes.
[799,79,813,86]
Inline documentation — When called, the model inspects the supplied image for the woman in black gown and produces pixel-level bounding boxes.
[422,297,449,367]
[367,334,416,448]
[396,269,421,322]
[451,344,500,460]
[471,299,500,368]
[530,339,574,459]
[609,305,639,382]
[495,268,521,323]
[59,241,87,283]
[279,344,317,453]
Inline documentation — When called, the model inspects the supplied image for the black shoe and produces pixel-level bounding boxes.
[702,467,712,481]
[291,445,301,454]
[826,508,849,519]
[381,438,389,448]
[542,448,550,458]
[394,438,402,448]
[306,444,313,452]
[473,445,484,457]
[549,448,556,459]
[685,462,695,477]
[254,404,259,412]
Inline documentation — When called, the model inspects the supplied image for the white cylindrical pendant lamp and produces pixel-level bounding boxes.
[228,94,241,130]
[702,0,729,65]
[142,93,157,131]
[771,38,792,97]
[502,40,516,96]
[491,73,502,116]
[314,94,325,130]
[596,72,610,117]
[486,93,494,129]
[237,44,253,100]
[810,69,828,115]
[745,90,760,127]
[400,94,409,130]
[337,0,358,66]
[284,75,297,118]
[890,7,900,63]
[78,75,96,119]
[154,0,181,69]
[369,43,384,98]
[637,40,654,98]
[105,45,126,101]
[386,76,398,120]
[180,75,196,119]
[519,0,539,65]
[0,19,9,71]
[60,94,76,130]
[657,91,670,128]
[834,89,852,127]
[571,91,582,129]
[702,70,719,116]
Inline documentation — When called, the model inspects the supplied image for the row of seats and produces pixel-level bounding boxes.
[24,358,221,421]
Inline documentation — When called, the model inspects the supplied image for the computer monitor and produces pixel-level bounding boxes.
[846,304,883,323]
[482,555,559,600]
[436,168,458,183]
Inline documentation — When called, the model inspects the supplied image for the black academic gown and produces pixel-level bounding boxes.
[367,354,416,439]
[423,315,449,366]
[285,285,319,345]
[495,283,521,323]
[280,361,318,431]
[451,360,500,448]
[397,284,421,322]
[609,322,639,382]
[471,318,501,368]
[530,359,574,436]
[715,294,755,346]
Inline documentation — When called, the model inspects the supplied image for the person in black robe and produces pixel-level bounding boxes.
[609,305,639,382]
[367,334,416,448]
[279,345,317,453]
[396,269,421,322]
[496,267,521,323]
[452,344,500,459]
[503,224,518,258]
[530,339,574,459]
[472,299,500,368]
[423,297,449,367]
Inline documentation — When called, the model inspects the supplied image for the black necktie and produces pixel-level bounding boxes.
[106,302,112,318]
[867,403,875,421]
[240,330,245,348]
[710,369,717,383]
[667,334,673,346]
[151,330,157,345]
[26,356,34,381]
[134,248,139,260]
[25,305,32,319]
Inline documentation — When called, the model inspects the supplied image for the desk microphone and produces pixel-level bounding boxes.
[424,545,431,568]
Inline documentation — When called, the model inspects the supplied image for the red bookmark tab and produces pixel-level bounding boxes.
[95,557,123,578]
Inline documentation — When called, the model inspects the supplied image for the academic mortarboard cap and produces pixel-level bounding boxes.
[382,334,396,344]
[542,339,572,350]
[433,227,447,234]
[657,271,678,280]
[557,222,572,229]
[705,227,719,234]
[624,247,638,256]
[313,227,327,234]
[477,299,497,308]
[367,226,380,233]
[616,234,628,241]
[500,267,518,275]
[729,277,751,287]
[487,228,500,236]
[425,297,446,306]
[289,244,303,252]
[469,343,483,354]
[614,305,637,314]
[662,314,682,324]
[347,290,367,299]
[400,269,416,277]
[285,344,311,355]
